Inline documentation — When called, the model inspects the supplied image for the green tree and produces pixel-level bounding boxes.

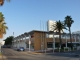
[0,12,8,38]
[4,36,13,45]
[64,15,74,49]
[52,20,66,48]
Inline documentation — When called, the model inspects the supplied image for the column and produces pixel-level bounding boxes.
[15,39,17,47]
[75,35,76,43]
[65,35,67,48]
[79,35,80,44]
[24,36,27,49]
[20,37,23,47]
[19,38,20,48]
[74,34,77,48]
[21,37,23,47]
[53,33,55,53]
[29,35,31,52]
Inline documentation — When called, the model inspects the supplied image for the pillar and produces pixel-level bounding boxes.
[65,35,67,48]
[29,35,31,52]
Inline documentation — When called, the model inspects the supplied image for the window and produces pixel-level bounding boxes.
[47,42,53,48]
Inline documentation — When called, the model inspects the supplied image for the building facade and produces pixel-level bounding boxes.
[72,31,80,44]
[12,30,79,51]
[47,20,58,38]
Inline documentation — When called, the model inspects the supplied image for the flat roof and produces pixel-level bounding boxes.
[28,30,48,33]
[14,30,80,39]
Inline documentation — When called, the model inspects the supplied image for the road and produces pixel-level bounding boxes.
[1,48,80,60]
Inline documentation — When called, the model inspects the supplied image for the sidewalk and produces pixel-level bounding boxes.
[0,56,2,60]
[24,49,80,55]
[0,54,7,60]
[24,49,55,55]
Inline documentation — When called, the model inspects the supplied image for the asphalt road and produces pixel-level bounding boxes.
[1,48,80,60]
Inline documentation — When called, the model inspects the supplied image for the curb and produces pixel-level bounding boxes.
[26,52,55,55]
[27,52,43,55]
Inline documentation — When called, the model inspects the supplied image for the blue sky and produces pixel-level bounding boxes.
[0,0,80,39]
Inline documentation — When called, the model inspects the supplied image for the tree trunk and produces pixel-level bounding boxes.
[69,27,72,49]
[59,32,62,49]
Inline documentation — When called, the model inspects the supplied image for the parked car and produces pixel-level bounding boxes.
[13,47,17,51]
[1,45,7,48]
[17,47,25,51]
[7,45,11,48]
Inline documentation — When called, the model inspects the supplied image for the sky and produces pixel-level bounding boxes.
[0,0,80,40]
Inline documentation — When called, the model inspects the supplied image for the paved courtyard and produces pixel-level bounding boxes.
[0,48,80,60]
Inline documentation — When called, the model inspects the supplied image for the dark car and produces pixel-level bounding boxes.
[17,47,25,51]
[7,45,11,48]
[1,45,7,48]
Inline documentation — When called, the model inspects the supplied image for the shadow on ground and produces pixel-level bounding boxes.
[45,50,80,58]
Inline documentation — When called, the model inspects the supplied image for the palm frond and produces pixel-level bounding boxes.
[0,0,4,6]
[64,15,74,28]
[3,22,6,24]
[0,0,10,6]
[5,26,8,30]
[51,20,67,33]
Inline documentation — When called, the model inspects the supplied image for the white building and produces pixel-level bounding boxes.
[47,20,59,38]
[72,31,80,43]
[47,20,56,31]
[72,31,80,34]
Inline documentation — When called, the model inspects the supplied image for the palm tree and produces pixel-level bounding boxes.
[0,12,8,38]
[1,22,8,34]
[52,20,66,48]
[0,0,10,6]
[64,15,74,49]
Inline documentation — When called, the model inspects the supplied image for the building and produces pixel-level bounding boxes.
[72,31,80,44]
[72,31,80,34]
[12,30,79,51]
[47,20,64,38]
[47,20,56,32]
[47,20,57,38]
